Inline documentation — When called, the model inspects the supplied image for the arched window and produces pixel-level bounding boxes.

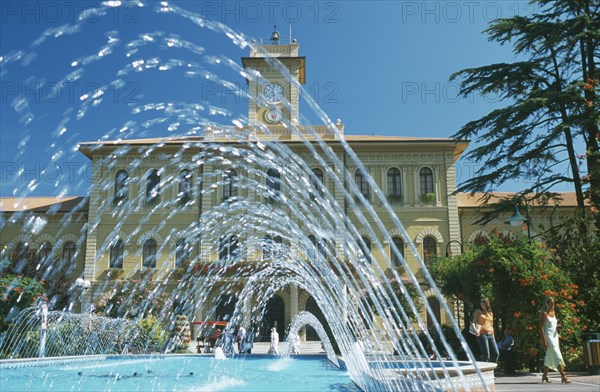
[223,169,237,201]
[266,168,281,202]
[178,169,193,205]
[423,236,437,264]
[311,168,324,198]
[62,242,77,264]
[114,170,129,205]
[146,169,161,206]
[318,238,328,258]
[307,235,317,260]
[419,167,434,196]
[14,242,29,267]
[175,238,190,268]
[273,235,283,258]
[38,241,52,263]
[355,169,370,200]
[11,242,30,274]
[387,168,402,201]
[358,236,372,263]
[219,235,239,261]
[390,236,404,268]
[142,239,157,268]
[109,239,124,268]
[263,235,273,260]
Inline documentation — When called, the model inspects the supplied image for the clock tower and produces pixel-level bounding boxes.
[241,27,306,126]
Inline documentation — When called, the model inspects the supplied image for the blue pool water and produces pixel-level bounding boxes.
[0,355,360,392]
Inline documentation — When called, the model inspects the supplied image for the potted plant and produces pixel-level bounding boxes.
[107,268,124,279]
[387,194,403,204]
[172,267,186,279]
[420,193,436,204]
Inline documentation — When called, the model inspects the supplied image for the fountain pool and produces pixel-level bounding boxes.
[0,355,360,392]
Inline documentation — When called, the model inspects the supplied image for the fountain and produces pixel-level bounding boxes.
[0,307,158,358]
[285,311,338,366]
[0,2,495,391]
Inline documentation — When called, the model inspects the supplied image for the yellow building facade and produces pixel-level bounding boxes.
[0,40,577,339]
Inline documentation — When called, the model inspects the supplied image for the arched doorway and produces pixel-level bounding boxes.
[260,295,285,341]
[426,296,441,330]
[305,296,329,341]
[215,294,237,322]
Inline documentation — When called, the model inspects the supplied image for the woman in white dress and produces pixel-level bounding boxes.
[539,297,570,384]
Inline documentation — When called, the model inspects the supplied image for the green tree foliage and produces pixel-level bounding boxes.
[0,275,45,332]
[387,274,424,323]
[94,273,171,320]
[543,211,600,331]
[3,248,75,312]
[133,315,168,353]
[431,231,582,365]
[451,0,600,229]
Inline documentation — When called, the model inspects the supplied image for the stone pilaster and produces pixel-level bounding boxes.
[83,158,101,282]
[290,285,299,319]
[445,156,462,255]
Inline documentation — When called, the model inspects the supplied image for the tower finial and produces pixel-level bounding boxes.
[269,24,280,45]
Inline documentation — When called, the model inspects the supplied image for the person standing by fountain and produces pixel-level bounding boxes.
[472,298,499,362]
[236,324,246,353]
[268,327,279,354]
[241,326,255,354]
[540,297,570,384]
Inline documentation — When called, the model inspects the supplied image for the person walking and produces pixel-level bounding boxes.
[472,298,499,362]
[540,297,570,384]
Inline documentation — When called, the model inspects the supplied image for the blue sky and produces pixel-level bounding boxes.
[0,1,565,197]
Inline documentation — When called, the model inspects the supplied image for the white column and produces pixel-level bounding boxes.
[290,285,299,319]
[193,293,203,339]
[343,284,348,323]
[413,166,420,206]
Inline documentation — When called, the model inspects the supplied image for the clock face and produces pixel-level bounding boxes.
[264,109,282,124]
[263,83,284,103]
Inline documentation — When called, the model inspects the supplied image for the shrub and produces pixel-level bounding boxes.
[432,230,581,368]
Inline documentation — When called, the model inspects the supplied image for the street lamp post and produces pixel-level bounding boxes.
[506,199,532,238]
[445,240,464,257]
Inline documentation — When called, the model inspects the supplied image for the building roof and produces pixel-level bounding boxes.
[1,193,580,212]
[456,192,582,208]
[78,133,469,159]
[0,196,89,213]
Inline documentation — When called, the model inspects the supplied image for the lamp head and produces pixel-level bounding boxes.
[506,205,527,227]
[75,278,91,289]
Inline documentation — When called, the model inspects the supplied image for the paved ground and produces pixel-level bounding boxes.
[495,372,600,392]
